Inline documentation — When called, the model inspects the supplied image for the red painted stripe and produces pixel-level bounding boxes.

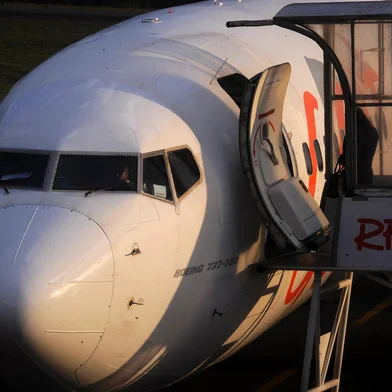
[258,109,275,120]
[284,271,313,305]
[285,271,327,306]
[303,91,318,197]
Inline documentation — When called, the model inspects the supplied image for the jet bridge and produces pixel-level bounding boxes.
[228,2,392,391]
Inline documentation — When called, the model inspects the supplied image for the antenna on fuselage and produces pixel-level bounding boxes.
[210,57,229,85]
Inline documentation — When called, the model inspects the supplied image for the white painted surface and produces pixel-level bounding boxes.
[337,198,392,269]
[0,0,372,391]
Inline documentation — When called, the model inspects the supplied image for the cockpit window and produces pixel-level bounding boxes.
[53,154,138,191]
[168,148,200,198]
[0,151,49,188]
[142,154,172,201]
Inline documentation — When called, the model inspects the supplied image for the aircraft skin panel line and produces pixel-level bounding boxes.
[0,0,367,391]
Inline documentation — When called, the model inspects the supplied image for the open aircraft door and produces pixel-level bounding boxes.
[229,1,392,268]
[239,63,329,253]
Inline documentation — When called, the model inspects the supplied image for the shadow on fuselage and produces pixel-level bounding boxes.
[78,72,283,392]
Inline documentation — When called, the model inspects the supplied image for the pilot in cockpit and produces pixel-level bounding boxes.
[117,164,136,190]
[118,164,130,184]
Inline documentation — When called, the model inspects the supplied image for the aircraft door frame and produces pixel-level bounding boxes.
[240,63,329,253]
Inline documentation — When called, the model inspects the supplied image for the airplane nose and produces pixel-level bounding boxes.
[0,205,113,388]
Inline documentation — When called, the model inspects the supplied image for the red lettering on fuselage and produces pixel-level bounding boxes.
[284,271,313,305]
[303,91,318,197]
[284,270,326,306]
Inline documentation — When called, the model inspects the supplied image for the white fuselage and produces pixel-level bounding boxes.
[0,0,353,391]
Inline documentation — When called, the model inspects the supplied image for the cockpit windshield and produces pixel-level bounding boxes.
[53,154,138,192]
[0,151,49,188]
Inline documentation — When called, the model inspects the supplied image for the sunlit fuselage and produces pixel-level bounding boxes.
[0,0,336,391]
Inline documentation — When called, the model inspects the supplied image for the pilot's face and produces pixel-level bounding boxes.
[119,165,129,182]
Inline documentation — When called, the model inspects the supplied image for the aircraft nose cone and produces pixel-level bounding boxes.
[0,205,113,388]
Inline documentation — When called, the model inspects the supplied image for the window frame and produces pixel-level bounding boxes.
[0,148,52,191]
[165,145,203,202]
[51,151,141,193]
[141,145,202,205]
[0,145,202,201]
[313,139,324,172]
[302,142,314,176]
[141,149,176,205]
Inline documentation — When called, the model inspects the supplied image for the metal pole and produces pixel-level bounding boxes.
[378,21,384,175]
[314,301,321,387]
[321,286,349,383]
[301,271,322,392]
[332,272,353,392]
[323,52,333,181]
[308,379,340,392]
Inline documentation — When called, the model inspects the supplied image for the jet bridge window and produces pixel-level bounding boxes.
[143,154,173,201]
[53,154,138,191]
[167,148,200,198]
[0,151,49,188]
